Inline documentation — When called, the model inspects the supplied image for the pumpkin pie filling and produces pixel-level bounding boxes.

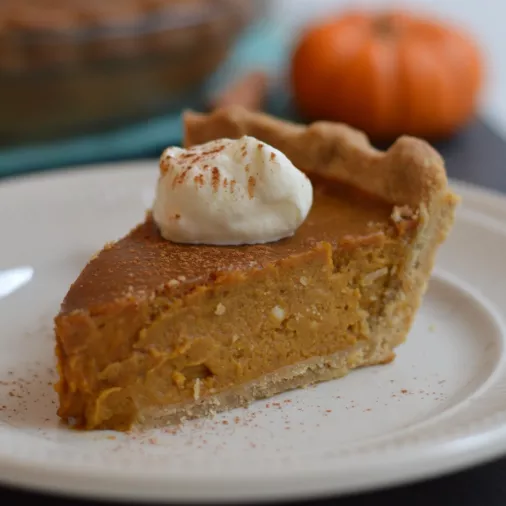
[55,107,459,431]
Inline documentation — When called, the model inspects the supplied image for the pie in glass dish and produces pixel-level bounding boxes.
[0,0,262,142]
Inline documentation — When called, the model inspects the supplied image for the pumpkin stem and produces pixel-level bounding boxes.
[373,14,399,36]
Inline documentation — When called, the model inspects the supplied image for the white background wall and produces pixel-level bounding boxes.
[269,0,506,137]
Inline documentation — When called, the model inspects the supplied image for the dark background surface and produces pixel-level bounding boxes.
[1,119,506,505]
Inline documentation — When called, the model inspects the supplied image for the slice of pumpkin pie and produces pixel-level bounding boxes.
[55,106,459,431]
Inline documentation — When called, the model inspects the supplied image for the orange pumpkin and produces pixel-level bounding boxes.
[291,11,483,140]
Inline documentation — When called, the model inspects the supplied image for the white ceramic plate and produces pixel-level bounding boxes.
[1,162,506,503]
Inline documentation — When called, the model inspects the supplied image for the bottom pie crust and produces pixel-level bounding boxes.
[138,336,395,429]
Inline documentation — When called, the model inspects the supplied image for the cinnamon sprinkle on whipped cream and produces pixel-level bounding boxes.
[152,136,313,245]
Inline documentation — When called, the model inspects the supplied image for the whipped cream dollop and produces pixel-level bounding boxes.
[152,136,313,245]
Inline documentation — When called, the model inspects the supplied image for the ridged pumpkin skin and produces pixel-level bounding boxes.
[291,11,483,139]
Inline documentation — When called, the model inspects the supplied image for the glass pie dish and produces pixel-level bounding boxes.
[0,0,265,145]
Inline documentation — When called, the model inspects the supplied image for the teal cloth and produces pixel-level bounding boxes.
[0,22,291,177]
